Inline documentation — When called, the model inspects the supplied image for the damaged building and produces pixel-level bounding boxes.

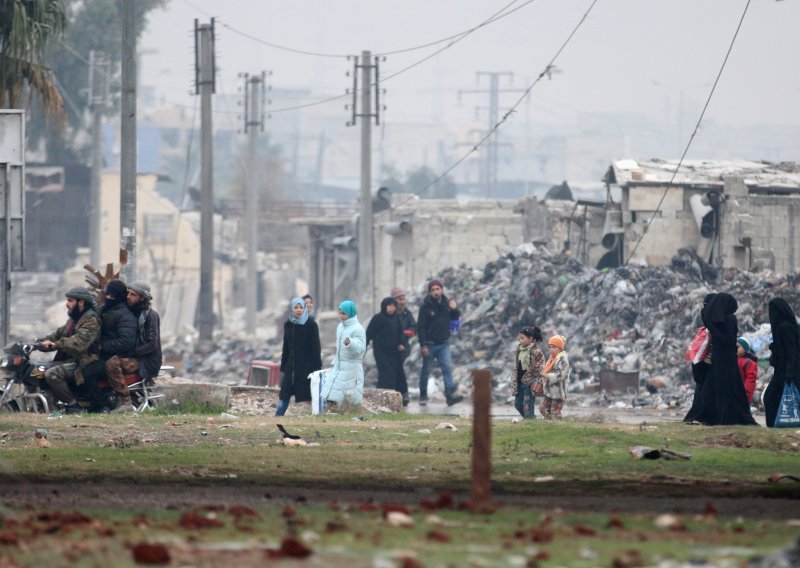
[606,159,800,273]
[302,188,611,313]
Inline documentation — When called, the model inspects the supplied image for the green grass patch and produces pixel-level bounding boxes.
[0,414,798,496]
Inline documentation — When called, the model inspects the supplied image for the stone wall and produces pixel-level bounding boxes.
[374,197,525,296]
[719,177,800,273]
[621,178,800,274]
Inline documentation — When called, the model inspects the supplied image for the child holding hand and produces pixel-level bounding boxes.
[540,335,570,419]
[736,337,758,404]
[512,326,545,419]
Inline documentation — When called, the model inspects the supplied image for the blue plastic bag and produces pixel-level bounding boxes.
[774,382,800,428]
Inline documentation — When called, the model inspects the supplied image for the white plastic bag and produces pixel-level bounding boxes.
[309,369,331,415]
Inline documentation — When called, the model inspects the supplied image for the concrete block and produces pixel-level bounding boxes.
[159,382,230,411]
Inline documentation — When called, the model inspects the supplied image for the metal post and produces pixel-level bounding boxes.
[487,73,499,197]
[1,164,10,346]
[457,72,522,197]
[89,51,108,269]
[196,21,215,341]
[470,368,494,512]
[244,74,262,334]
[120,1,137,280]
[358,50,374,316]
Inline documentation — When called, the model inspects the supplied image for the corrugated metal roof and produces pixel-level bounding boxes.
[611,159,800,189]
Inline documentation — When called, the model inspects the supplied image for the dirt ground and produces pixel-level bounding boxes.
[3,479,798,521]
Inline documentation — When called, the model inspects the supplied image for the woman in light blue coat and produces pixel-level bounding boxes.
[322,300,366,406]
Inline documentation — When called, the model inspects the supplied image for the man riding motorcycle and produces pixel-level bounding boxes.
[39,287,101,413]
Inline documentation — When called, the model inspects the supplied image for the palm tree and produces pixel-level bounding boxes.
[0,0,66,119]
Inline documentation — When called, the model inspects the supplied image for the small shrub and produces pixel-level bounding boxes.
[151,386,228,415]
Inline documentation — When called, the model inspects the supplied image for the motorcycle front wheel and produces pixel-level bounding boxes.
[0,393,21,412]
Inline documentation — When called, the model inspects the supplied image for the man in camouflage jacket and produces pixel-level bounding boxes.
[40,287,101,411]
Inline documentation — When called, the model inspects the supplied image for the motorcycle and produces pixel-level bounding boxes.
[0,342,166,413]
[0,342,54,412]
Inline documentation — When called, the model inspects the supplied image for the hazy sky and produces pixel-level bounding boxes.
[140,0,800,127]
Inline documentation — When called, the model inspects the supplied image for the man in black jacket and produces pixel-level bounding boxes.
[417,280,464,406]
[105,280,162,413]
[81,280,137,411]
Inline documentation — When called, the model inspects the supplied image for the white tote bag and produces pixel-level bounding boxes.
[309,369,330,415]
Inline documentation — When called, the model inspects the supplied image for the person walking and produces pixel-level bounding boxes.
[686,293,756,426]
[276,297,322,416]
[764,298,800,427]
[417,280,464,406]
[683,294,715,424]
[391,287,417,340]
[540,335,570,419]
[736,337,758,404]
[366,297,408,405]
[512,326,545,419]
[321,300,366,408]
[392,287,416,406]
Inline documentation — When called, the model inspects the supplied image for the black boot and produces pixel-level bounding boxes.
[419,391,428,406]
[445,387,464,406]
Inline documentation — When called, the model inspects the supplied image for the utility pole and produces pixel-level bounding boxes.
[120,1,137,280]
[195,19,216,342]
[458,72,524,197]
[314,131,327,188]
[242,72,265,334]
[88,50,109,269]
[347,51,382,316]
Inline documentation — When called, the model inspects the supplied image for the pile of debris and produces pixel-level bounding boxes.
[121,244,800,415]
[399,244,800,409]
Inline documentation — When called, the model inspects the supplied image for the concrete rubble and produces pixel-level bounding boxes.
[398,243,800,414]
[157,243,800,417]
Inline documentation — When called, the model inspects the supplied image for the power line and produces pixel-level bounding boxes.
[377,0,533,56]
[621,0,752,266]
[392,0,599,204]
[577,0,753,322]
[174,0,537,115]
[299,0,601,249]
[180,0,534,60]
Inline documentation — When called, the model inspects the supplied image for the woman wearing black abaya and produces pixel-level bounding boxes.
[366,297,409,404]
[764,298,800,428]
[689,293,757,426]
[683,293,715,424]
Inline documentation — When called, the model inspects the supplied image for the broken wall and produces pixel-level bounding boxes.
[373,197,524,297]
[623,185,704,266]
[719,177,800,274]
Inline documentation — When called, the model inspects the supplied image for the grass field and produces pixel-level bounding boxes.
[0,412,798,566]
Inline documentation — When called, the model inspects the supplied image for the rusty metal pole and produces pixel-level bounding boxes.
[470,368,493,511]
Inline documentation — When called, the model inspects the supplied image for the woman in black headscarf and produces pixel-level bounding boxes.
[366,297,409,404]
[764,298,800,427]
[683,293,715,424]
[690,292,757,426]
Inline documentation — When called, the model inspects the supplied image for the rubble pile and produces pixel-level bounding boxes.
[142,244,800,416]
[399,244,800,408]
